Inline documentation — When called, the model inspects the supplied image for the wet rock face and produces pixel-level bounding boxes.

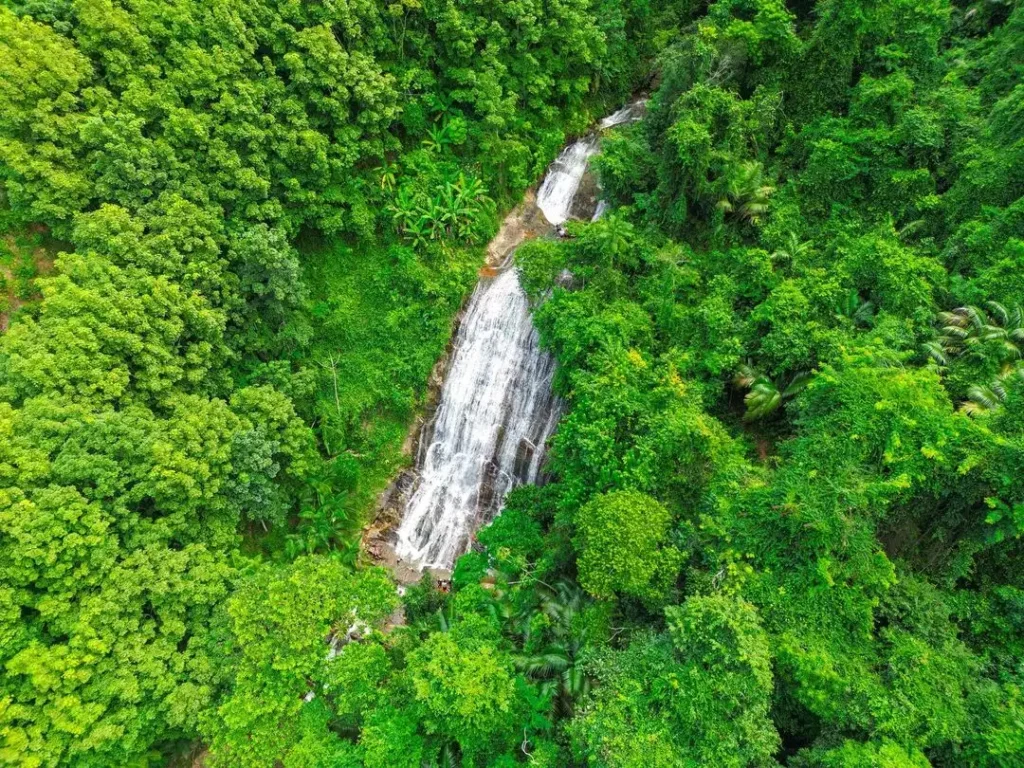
[485,189,554,267]
[569,167,602,223]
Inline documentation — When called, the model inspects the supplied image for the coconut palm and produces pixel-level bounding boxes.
[960,367,1024,416]
[928,301,1024,413]
[771,232,812,266]
[936,302,1024,362]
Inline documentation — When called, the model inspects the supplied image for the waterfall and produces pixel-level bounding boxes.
[392,100,644,572]
[536,100,646,226]
[599,99,646,129]
[536,137,599,226]
[394,269,560,569]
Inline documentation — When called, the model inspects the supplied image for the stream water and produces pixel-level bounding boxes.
[392,101,644,571]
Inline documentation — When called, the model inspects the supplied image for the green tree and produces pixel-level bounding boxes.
[570,597,780,767]
[406,616,526,764]
[574,490,682,602]
[204,557,397,767]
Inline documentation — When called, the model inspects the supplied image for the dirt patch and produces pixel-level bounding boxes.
[485,189,555,267]
[1,227,60,333]
[166,744,208,768]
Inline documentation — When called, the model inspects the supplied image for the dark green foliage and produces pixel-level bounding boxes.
[0,0,655,764]
[2,0,1023,765]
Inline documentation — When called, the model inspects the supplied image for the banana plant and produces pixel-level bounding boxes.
[390,172,493,247]
[284,476,359,563]
[388,187,418,233]
[405,215,433,249]
[424,122,452,153]
[376,159,397,192]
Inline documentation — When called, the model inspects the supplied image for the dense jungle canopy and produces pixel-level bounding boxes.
[0,0,1023,766]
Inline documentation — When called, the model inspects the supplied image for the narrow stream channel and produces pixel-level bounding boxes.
[391,100,645,573]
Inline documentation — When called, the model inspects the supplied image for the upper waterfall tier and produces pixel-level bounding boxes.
[536,100,646,226]
[536,137,600,226]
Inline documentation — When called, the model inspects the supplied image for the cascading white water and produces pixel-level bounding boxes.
[599,99,647,129]
[393,100,645,572]
[536,137,600,226]
[394,269,560,569]
[537,100,647,226]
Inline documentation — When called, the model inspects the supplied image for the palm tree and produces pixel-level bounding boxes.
[515,580,593,717]
[717,161,775,224]
[771,232,812,266]
[431,744,459,768]
[734,363,811,421]
[837,289,875,328]
[935,302,1024,362]
[928,301,1024,413]
[922,339,950,373]
[960,367,1024,417]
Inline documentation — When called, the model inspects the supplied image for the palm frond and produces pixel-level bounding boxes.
[733,363,758,390]
[986,301,1010,327]
[962,384,1004,415]
[922,340,948,368]
[744,380,782,421]
[853,300,875,327]
[782,371,812,398]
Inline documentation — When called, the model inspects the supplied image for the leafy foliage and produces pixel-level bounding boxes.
[0,0,653,764]
[2,0,1024,765]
